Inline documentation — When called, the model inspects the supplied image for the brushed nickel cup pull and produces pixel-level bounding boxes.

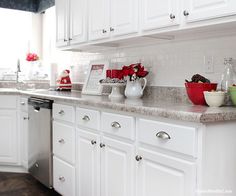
[58,139,65,144]
[82,115,90,121]
[23,117,29,120]
[135,155,142,162]
[111,121,121,129]
[91,140,97,145]
[170,14,175,19]
[110,27,114,32]
[21,102,25,105]
[58,110,65,115]
[183,10,189,16]
[59,176,65,182]
[156,131,171,140]
[102,29,107,33]
[100,143,105,148]
[64,39,68,42]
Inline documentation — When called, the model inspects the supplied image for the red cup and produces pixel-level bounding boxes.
[106,70,112,78]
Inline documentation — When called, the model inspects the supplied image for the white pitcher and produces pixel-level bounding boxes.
[124,78,147,99]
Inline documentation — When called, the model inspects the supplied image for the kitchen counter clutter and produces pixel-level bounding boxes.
[0,88,236,123]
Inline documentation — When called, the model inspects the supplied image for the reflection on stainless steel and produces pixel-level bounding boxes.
[28,97,53,188]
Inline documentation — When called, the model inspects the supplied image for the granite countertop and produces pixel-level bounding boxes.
[1,88,236,123]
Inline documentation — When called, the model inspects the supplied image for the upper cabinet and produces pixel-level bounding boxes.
[56,0,87,47]
[141,0,180,31]
[183,0,236,23]
[88,0,138,41]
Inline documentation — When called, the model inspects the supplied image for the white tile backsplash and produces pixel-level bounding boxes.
[57,34,236,87]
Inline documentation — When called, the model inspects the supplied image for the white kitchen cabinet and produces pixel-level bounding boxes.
[0,110,18,164]
[141,0,180,31]
[136,148,196,196]
[183,0,236,23]
[76,129,100,196]
[20,111,28,169]
[101,136,135,196]
[88,0,138,41]
[56,0,87,47]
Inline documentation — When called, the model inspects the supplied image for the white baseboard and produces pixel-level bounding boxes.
[0,165,28,173]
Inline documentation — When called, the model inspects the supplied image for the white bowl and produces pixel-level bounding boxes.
[203,91,225,107]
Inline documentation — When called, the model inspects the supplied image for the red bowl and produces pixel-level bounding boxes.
[185,83,218,105]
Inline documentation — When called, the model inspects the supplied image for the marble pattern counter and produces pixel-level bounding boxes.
[1,89,236,123]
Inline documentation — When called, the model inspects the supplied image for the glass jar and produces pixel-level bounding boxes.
[221,58,236,92]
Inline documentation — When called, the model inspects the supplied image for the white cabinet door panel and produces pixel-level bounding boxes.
[141,0,180,31]
[77,129,100,196]
[101,137,135,196]
[110,0,138,36]
[137,148,196,196]
[184,0,236,23]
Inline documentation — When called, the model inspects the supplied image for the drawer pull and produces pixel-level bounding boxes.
[23,117,29,120]
[59,176,65,182]
[100,143,105,148]
[58,139,65,144]
[21,102,25,105]
[82,115,90,121]
[135,155,142,162]
[58,110,65,115]
[156,131,171,140]
[111,121,121,129]
[91,140,97,145]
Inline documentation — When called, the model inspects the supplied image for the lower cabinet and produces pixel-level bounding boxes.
[136,148,196,196]
[0,110,18,164]
[76,129,135,196]
[53,156,76,196]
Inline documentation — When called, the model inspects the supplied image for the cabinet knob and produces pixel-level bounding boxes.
[135,155,142,162]
[64,39,68,42]
[69,38,72,41]
[59,176,65,182]
[183,10,189,16]
[58,139,65,144]
[170,14,175,19]
[35,163,39,168]
[91,140,97,145]
[58,110,65,115]
[82,115,90,122]
[156,131,171,140]
[21,102,25,105]
[110,27,114,32]
[100,143,105,148]
[111,121,121,129]
[102,29,107,33]
[23,117,29,120]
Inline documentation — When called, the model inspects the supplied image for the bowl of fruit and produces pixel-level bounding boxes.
[229,84,236,106]
[185,74,217,105]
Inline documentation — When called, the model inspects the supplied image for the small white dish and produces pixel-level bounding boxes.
[203,91,225,107]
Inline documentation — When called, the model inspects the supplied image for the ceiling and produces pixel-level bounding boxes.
[0,0,55,13]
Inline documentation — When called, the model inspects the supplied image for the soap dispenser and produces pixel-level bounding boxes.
[221,58,236,92]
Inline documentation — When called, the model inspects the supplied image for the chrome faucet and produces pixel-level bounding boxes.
[16,59,21,89]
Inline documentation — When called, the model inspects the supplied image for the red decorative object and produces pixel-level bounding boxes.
[111,69,123,79]
[56,69,72,91]
[26,53,39,61]
[122,63,148,81]
[106,69,112,78]
[185,83,218,105]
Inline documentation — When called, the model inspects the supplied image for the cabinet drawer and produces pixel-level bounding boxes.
[138,119,197,157]
[76,108,100,130]
[53,103,75,123]
[20,97,28,112]
[53,157,75,196]
[53,122,75,164]
[0,96,17,109]
[101,112,135,140]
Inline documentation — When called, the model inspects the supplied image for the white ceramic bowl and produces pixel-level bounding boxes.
[203,91,225,107]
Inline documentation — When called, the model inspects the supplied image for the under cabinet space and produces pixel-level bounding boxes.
[138,118,197,157]
[76,107,100,130]
[53,122,76,164]
[101,112,135,140]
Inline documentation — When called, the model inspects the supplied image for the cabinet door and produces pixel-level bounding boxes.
[0,110,18,164]
[141,0,180,31]
[101,137,135,196]
[89,0,110,41]
[56,0,69,47]
[110,0,138,37]
[76,129,100,196]
[184,0,236,23]
[69,0,87,45]
[137,148,196,196]
[20,111,28,169]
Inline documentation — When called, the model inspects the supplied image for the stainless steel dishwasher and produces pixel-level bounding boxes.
[28,97,54,188]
